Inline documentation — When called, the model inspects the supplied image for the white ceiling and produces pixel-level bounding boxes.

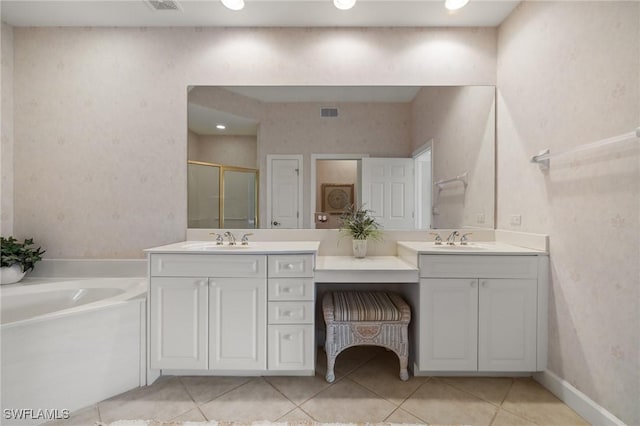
[1,0,520,27]
[188,103,259,136]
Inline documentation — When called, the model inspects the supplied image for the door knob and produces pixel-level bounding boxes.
[272,220,280,226]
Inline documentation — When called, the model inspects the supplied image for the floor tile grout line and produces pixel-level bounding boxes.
[438,376,515,409]
[393,379,436,424]
[499,378,516,407]
[191,377,255,408]
[176,376,199,406]
[262,376,302,411]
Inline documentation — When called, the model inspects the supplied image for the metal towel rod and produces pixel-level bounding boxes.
[531,126,640,170]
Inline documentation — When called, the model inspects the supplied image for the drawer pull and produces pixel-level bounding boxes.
[284,263,294,270]
[281,311,292,317]
[281,287,292,293]
[283,334,292,341]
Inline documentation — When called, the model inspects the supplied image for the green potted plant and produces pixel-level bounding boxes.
[339,204,382,258]
[1,237,46,285]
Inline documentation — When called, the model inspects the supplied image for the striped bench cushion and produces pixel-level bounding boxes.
[332,291,402,322]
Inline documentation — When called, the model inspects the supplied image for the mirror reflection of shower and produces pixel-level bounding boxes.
[187,94,259,229]
[188,162,258,229]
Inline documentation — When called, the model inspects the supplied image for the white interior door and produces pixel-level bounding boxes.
[361,157,415,229]
[268,156,302,228]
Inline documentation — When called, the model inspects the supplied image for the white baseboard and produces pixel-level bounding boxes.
[534,369,626,426]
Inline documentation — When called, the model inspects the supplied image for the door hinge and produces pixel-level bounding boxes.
[295,168,300,176]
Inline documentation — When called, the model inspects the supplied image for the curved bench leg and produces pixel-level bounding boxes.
[326,351,337,383]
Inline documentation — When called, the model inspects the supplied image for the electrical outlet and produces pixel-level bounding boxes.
[476,213,485,224]
[510,215,522,226]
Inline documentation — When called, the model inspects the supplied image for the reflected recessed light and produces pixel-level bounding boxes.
[334,0,356,11]
[445,0,469,11]
[221,0,244,11]
[216,124,226,130]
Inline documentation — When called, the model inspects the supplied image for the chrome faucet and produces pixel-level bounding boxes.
[460,233,473,245]
[209,232,224,245]
[446,230,459,245]
[429,232,443,245]
[241,233,253,246]
[224,231,237,246]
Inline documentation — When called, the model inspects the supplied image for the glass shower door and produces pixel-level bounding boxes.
[187,162,220,228]
[222,168,258,229]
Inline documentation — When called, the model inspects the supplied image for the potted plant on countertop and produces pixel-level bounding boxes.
[339,204,382,258]
[1,237,46,285]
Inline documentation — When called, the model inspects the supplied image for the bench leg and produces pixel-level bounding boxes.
[399,355,409,381]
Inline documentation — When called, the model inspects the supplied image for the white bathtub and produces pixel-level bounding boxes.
[0,278,147,425]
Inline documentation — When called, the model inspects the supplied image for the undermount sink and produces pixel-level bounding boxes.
[180,242,253,250]
[431,243,488,250]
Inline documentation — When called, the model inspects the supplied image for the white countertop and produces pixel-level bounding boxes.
[144,240,320,254]
[397,241,547,255]
[314,256,418,283]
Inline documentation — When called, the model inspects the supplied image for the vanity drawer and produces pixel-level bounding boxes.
[151,254,266,277]
[419,255,539,279]
[268,278,314,301]
[268,255,314,278]
[268,301,314,324]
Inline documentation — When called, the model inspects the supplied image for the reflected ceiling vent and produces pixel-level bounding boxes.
[145,0,182,11]
[321,107,339,118]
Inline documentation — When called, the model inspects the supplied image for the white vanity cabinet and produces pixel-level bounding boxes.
[149,253,267,371]
[147,246,318,375]
[417,254,546,373]
[267,255,315,372]
[150,277,209,370]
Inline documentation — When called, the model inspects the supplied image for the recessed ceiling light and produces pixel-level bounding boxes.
[216,124,226,130]
[221,0,244,11]
[334,0,356,11]
[445,0,469,11]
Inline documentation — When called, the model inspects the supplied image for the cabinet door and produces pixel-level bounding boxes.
[479,279,537,371]
[150,277,208,370]
[209,278,266,370]
[420,278,478,371]
[268,324,314,371]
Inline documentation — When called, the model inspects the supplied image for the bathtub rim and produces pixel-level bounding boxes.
[0,277,147,329]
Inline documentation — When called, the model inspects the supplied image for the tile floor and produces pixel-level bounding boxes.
[46,347,589,426]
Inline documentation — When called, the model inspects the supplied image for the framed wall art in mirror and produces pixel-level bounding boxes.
[321,184,354,214]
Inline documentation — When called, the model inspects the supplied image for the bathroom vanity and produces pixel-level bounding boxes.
[145,241,319,375]
[145,235,548,378]
[398,241,548,375]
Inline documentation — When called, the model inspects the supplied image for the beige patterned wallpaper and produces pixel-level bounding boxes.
[7,27,496,258]
[497,2,639,424]
[1,21,13,236]
[411,86,495,229]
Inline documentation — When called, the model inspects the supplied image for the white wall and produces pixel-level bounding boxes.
[9,26,497,259]
[497,3,639,424]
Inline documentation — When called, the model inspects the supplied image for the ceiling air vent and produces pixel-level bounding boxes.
[146,0,182,11]
[321,107,339,118]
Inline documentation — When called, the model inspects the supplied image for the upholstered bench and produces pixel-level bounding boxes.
[322,291,411,383]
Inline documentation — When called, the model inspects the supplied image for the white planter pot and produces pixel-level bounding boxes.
[1,265,26,285]
[352,239,368,258]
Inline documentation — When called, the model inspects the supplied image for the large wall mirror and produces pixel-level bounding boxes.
[188,86,495,230]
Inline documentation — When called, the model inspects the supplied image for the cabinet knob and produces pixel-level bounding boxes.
[285,263,294,270]
[283,334,292,341]
[281,287,291,293]
[210,281,216,287]
[481,281,488,288]
[470,281,476,288]
[282,311,292,317]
